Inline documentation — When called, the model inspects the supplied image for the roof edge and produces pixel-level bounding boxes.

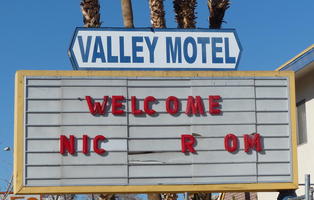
[276,44,314,71]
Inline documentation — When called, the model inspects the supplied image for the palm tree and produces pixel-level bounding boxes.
[149,0,166,28]
[161,193,178,200]
[208,0,230,29]
[80,0,101,27]
[99,194,115,200]
[173,0,197,28]
[121,0,134,28]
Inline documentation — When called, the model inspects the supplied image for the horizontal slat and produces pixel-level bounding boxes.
[257,176,292,183]
[257,112,289,124]
[258,163,291,175]
[129,163,256,178]
[128,80,190,87]
[27,79,62,86]
[27,87,127,99]
[128,87,254,99]
[27,79,127,86]
[129,125,256,138]
[129,112,256,125]
[26,165,127,179]
[254,79,287,86]
[190,79,255,86]
[27,139,127,152]
[256,99,288,111]
[26,152,127,165]
[26,178,127,186]
[194,163,257,176]
[129,176,257,185]
[255,87,288,98]
[258,150,290,162]
[129,151,256,164]
[257,125,290,136]
[128,79,255,87]
[26,126,127,138]
[262,138,290,149]
[26,113,127,125]
[27,87,60,98]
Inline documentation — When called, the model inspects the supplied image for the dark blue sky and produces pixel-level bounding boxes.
[0,0,313,190]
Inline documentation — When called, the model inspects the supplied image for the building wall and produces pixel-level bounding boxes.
[224,192,257,200]
[258,68,314,199]
[294,69,314,196]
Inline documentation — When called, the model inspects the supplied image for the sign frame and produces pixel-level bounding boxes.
[14,70,297,194]
[68,27,242,71]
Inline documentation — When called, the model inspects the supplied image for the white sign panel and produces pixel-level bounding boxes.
[14,71,297,194]
[68,28,241,70]
[1,194,40,200]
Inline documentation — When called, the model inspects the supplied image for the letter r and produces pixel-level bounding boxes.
[181,134,196,153]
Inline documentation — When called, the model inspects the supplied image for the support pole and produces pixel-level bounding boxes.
[185,192,189,200]
[305,174,310,200]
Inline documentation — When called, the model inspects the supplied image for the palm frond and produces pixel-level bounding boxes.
[208,0,230,29]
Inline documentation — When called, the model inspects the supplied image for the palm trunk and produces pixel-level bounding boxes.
[148,193,162,200]
[121,0,134,28]
[188,193,212,200]
[99,194,115,200]
[149,0,166,28]
[80,0,101,27]
[173,0,197,28]
[208,0,230,29]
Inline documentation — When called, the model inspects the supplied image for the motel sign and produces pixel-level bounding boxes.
[68,28,242,70]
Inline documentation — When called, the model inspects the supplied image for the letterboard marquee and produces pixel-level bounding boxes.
[14,70,297,194]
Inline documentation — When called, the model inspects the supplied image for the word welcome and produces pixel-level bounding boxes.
[59,134,263,155]
[85,95,221,115]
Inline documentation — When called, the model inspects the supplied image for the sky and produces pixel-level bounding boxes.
[0,0,314,193]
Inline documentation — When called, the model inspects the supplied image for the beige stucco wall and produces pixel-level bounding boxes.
[294,68,314,196]
[258,68,314,199]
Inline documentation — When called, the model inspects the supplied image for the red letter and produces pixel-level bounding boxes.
[85,96,108,115]
[181,134,196,153]
[224,134,238,153]
[93,135,106,155]
[82,135,89,154]
[209,95,221,115]
[144,96,157,115]
[112,96,125,115]
[131,96,144,115]
[185,96,205,115]
[166,96,179,114]
[60,135,76,155]
[244,133,262,152]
